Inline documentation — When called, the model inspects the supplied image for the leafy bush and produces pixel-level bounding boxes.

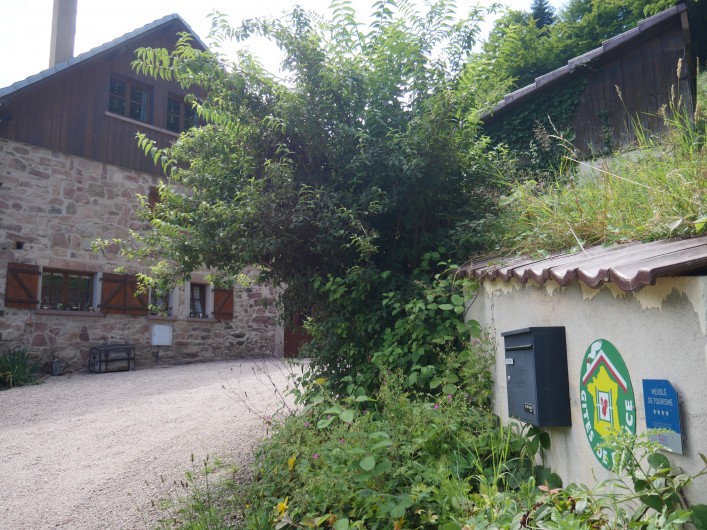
[242,370,540,529]
[300,254,484,397]
[179,384,707,529]
[0,345,40,389]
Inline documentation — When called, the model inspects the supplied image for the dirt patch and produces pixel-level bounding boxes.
[0,359,296,529]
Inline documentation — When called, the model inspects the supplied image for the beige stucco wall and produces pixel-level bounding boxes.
[467,275,707,502]
[0,138,281,371]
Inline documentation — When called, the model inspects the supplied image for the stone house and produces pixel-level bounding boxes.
[464,236,707,501]
[0,7,281,371]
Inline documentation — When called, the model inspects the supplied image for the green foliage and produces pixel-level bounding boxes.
[117,2,498,315]
[478,0,688,93]
[299,255,486,396]
[241,371,539,529]
[0,345,41,389]
[164,386,707,529]
[531,0,556,30]
[497,71,707,255]
[483,77,586,172]
[155,455,241,529]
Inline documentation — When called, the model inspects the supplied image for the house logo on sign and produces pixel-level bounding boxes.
[579,339,636,470]
[597,390,613,425]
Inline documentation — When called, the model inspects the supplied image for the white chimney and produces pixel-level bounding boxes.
[49,0,78,67]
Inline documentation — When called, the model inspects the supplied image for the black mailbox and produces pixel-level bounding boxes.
[501,327,571,427]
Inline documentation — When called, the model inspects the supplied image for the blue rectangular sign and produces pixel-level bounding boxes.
[642,379,683,454]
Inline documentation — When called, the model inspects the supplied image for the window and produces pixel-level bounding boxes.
[149,288,173,316]
[108,78,151,123]
[189,283,207,317]
[166,96,198,133]
[40,269,93,310]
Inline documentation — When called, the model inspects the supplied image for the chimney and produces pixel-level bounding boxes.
[49,0,78,67]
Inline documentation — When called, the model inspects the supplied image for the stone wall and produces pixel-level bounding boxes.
[0,138,281,371]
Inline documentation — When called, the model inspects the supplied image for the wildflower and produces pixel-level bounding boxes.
[447,394,453,401]
[339,438,345,444]
[363,409,368,415]
[434,403,440,410]
[312,453,320,459]
[304,421,310,428]
[287,454,297,471]
[276,497,289,517]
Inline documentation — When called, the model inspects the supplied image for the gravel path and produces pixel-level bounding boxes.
[0,359,297,530]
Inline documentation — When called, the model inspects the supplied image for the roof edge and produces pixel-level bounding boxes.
[482,3,688,120]
[463,235,707,294]
[0,13,208,99]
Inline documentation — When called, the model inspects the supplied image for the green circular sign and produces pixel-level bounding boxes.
[579,339,636,470]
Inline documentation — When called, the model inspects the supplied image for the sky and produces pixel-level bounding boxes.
[0,0,565,89]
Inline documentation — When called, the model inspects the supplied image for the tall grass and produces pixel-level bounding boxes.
[498,70,707,255]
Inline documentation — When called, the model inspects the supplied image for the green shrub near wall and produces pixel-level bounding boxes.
[0,345,41,389]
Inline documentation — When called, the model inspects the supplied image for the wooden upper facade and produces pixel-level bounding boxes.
[482,4,694,157]
[0,15,204,175]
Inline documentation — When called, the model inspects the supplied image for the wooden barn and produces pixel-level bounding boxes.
[482,4,694,158]
[0,2,282,371]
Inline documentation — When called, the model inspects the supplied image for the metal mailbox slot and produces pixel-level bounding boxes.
[501,327,571,427]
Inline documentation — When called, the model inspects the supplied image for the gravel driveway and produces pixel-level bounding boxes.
[0,359,297,529]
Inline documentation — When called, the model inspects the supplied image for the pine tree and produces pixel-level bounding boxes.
[531,0,555,29]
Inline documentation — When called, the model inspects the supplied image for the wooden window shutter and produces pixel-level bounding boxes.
[213,287,234,320]
[100,273,148,315]
[5,263,40,309]
[125,276,149,315]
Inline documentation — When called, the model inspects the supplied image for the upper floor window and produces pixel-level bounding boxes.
[166,96,198,133]
[109,78,151,123]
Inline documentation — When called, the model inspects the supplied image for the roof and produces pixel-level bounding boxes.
[463,235,707,293]
[483,3,688,119]
[0,14,207,99]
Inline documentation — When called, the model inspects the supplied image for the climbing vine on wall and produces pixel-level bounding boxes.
[482,75,587,172]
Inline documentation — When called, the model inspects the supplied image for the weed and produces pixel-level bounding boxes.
[0,345,41,389]
[154,455,242,530]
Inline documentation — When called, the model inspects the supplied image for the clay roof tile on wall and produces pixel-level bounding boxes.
[463,236,707,293]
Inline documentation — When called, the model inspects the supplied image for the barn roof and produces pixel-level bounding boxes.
[463,235,707,293]
[482,3,689,120]
[0,13,206,99]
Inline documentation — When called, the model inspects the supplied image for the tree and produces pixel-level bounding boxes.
[480,0,687,93]
[119,2,500,388]
[478,9,560,88]
[531,0,555,29]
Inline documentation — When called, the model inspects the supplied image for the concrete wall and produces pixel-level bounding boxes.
[0,138,281,371]
[467,275,707,502]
